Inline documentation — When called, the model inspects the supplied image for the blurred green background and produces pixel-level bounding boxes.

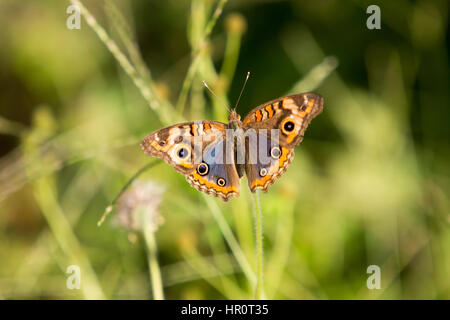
[0,0,448,299]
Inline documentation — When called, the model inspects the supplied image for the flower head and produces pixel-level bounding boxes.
[115,180,165,233]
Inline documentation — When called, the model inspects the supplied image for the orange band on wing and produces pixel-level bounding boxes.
[179,161,193,169]
[265,105,274,118]
[211,123,226,130]
[191,124,198,136]
[298,99,315,117]
[192,172,238,195]
[256,110,262,122]
[286,124,299,143]
[150,140,164,151]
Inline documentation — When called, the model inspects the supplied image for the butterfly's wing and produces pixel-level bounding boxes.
[242,93,323,192]
[141,121,240,201]
[242,93,323,147]
[244,131,295,192]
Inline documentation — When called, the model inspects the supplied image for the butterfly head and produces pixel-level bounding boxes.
[228,109,242,129]
[228,109,241,122]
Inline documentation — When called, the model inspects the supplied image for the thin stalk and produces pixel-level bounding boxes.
[203,0,229,40]
[176,52,203,115]
[0,116,27,136]
[287,56,339,94]
[219,14,247,92]
[252,190,265,299]
[176,0,228,115]
[190,74,206,119]
[141,209,165,300]
[219,31,241,90]
[33,178,105,299]
[98,160,160,226]
[266,201,295,298]
[104,2,153,83]
[70,0,176,125]
[181,248,247,299]
[203,196,256,288]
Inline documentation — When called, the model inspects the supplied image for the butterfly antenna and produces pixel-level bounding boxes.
[202,80,231,113]
[234,71,250,110]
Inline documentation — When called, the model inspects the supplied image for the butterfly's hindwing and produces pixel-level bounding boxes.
[245,132,294,192]
[186,139,240,201]
[141,121,240,201]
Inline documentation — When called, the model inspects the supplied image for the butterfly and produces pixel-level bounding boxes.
[141,93,323,201]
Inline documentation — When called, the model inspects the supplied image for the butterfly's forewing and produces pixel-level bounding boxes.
[141,121,240,201]
[242,93,323,192]
[243,93,323,147]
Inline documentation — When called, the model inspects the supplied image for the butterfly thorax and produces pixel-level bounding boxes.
[227,109,242,130]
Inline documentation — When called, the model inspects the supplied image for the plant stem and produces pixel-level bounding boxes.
[104,2,153,83]
[204,0,229,39]
[287,56,339,94]
[33,178,105,299]
[176,52,203,115]
[70,0,176,125]
[0,115,27,136]
[98,161,160,226]
[204,196,256,288]
[141,209,165,300]
[253,190,265,299]
[220,15,246,92]
[176,0,228,116]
